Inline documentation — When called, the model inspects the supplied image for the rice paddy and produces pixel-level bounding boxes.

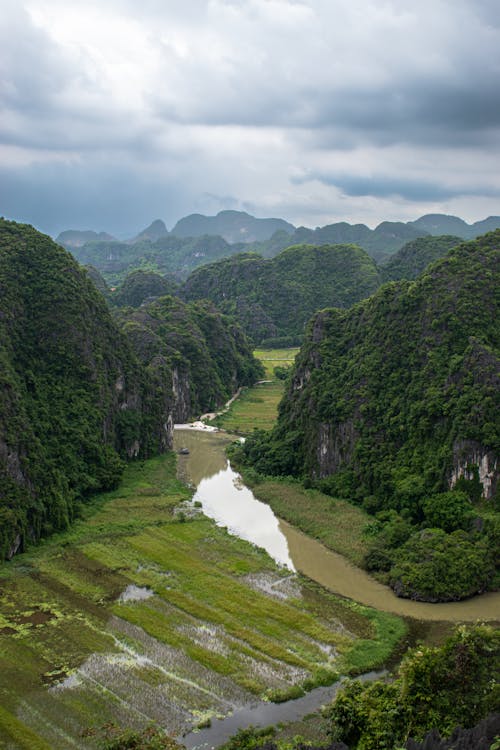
[0,451,404,749]
[213,348,299,434]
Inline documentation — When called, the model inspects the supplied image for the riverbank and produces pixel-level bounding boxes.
[0,446,405,749]
[176,429,500,623]
[209,348,500,622]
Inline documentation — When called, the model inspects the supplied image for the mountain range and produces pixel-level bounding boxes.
[55,211,500,283]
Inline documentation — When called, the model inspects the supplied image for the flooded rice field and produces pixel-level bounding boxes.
[0,448,403,749]
[1,427,496,748]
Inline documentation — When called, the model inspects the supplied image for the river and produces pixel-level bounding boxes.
[174,427,500,624]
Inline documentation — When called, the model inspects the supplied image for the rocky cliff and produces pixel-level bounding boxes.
[245,232,500,506]
[0,220,172,559]
[118,296,263,421]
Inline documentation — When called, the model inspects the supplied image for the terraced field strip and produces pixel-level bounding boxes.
[253,348,300,379]
[213,348,299,434]
[0,451,404,748]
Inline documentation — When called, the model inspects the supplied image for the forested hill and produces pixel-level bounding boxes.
[0,220,260,560]
[57,212,500,284]
[67,234,240,284]
[241,232,500,601]
[171,209,294,243]
[118,296,263,420]
[182,243,381,345]
[111,269,179,308]
[0,219,163,560]
[380,235,462,282]
[246,231,499,495]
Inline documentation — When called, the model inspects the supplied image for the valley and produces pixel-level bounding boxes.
[0,219,498,749]
[0,427,404,749]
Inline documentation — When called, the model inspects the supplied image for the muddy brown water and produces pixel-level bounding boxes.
[174,428,500,623]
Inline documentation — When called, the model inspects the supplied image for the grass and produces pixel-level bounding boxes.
[0,448,403,748]
[245,478,370,567]
[214,347,299,434]
[214,381,286,434]
[220,348,370,569]
[253,348,300,379]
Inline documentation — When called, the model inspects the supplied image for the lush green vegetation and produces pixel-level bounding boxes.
[240,232,500,601]
[380,235,461,282]
[111,269,179,308]
[255,220,429,263]
[0,220,262,560]
[239,478,369,567]
[324,624,499,749]
[213,382,285,433]
[118,296,263,419]
[94,724,182,749]
[0,219,163,560]
[59,213,500,286]
[67,234,244,285]
[0,450,403,747]
[211,348,298,433]
[253,348,299,378]
[183,244,380,344]
[410,212,500,238]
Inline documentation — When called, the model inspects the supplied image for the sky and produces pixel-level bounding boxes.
[1,0,500,238]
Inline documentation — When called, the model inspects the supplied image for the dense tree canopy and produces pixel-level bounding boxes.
[183,243,381,344]
[241,232,500,600]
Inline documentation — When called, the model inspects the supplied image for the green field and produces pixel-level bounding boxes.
[248,479,370,567]
[0,451,404,748]
[213,381,285,434]
[253,348,299,379]
[213,348,299,434]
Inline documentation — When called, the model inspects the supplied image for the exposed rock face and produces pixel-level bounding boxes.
[172,366,191,423]
[450,440,498,499]
[118,295,263,420]
[316,421,358,478]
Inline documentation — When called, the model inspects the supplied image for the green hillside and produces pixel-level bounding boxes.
[0,220,261,560]
[241,232,500,601]
[0,219,166,560]
[111,269,179,308]
[117,296,263,419]
[183,243,381,345]
[66,234,242,284]
[381,235,461,282]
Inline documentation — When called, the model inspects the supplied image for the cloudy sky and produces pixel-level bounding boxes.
[1,0,500,237]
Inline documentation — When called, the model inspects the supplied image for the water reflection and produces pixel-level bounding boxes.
[175,428,500,623]
[175,429,294,569]
[195,466,295,570]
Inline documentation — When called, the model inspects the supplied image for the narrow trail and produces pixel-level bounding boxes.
[199,387,243,422]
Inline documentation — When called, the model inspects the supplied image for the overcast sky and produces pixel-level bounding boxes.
[1,0,500,237]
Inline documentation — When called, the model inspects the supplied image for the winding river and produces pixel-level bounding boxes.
[174,428,500,624]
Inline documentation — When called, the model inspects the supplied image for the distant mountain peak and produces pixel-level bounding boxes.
[56,229,117,248]
[130,219,169,243]
[171,210,295,244]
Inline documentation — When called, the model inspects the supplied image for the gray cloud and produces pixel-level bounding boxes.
[1,0,500,233]
[296,172,500,202]
[0,160,193,237]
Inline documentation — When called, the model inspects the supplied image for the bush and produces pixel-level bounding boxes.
[324,625,500,749]
[421,490,474,533]
[389,529,494,601]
